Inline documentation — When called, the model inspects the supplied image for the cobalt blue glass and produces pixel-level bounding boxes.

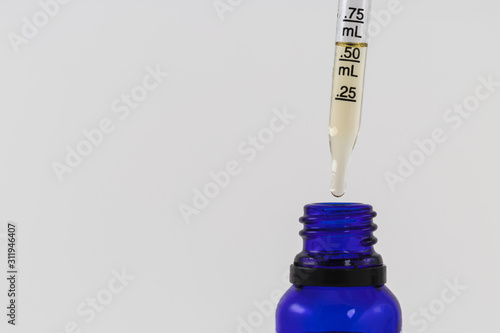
[276,203,402,333]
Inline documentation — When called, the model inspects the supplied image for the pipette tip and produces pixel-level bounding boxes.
[330,190,345,198]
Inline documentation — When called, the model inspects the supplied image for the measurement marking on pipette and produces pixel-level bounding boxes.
[339,58,360,63]
[339,65,358,77]
[342,19,364,24]
[344,7,365,21]
[334,97,357,103]
[343,27,363,38]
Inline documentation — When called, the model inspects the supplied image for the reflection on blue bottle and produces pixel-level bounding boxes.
[276,203,402,333]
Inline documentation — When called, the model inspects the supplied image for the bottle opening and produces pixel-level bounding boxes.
[290,202,386,287]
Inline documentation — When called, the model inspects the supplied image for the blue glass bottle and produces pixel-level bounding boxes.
[276,203,402,333]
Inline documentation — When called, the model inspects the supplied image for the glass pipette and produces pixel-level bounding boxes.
[329,0,372,197]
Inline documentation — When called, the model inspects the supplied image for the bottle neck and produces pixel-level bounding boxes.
[294,203,383,269]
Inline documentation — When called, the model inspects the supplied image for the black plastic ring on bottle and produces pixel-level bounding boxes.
[290,265,387,287]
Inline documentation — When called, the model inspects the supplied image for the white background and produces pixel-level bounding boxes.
[0,0,499,332]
